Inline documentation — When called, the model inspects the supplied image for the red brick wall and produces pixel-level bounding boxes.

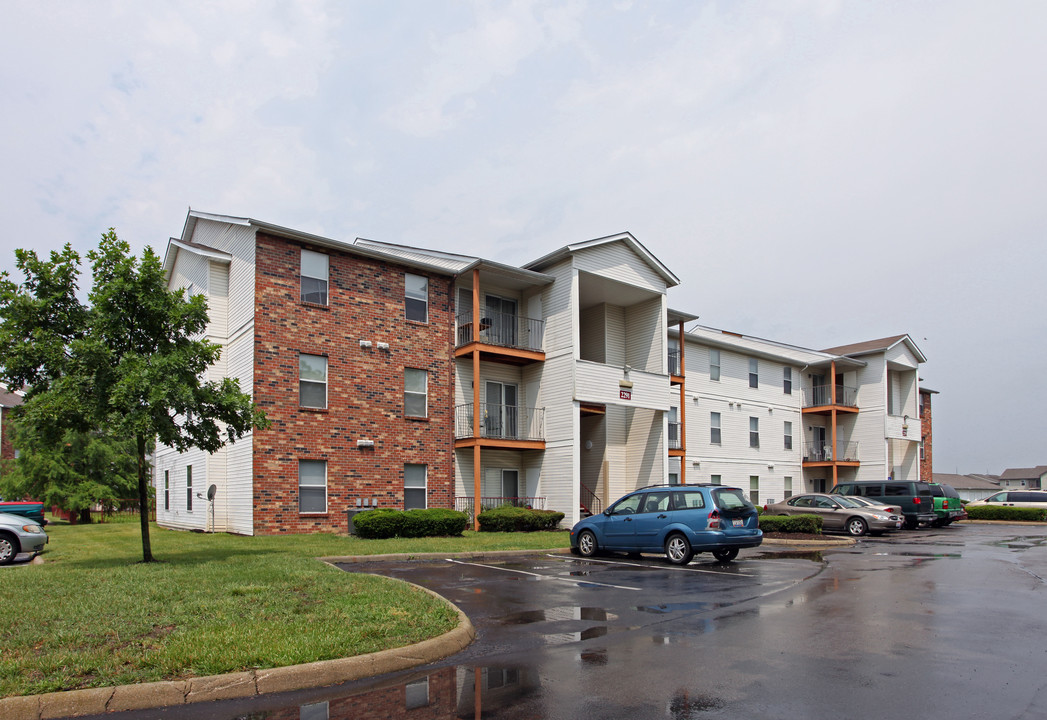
[252,232,455,535]
[920,390,933,481]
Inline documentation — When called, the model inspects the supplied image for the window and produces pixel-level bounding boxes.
[710,412,721,444]
[405,273,428,322]
[640,491,670,513]
[784,421,793,451]
[709,349,720,381]
[300,249,328,305]
[186,465,193,512]
[710,474,721,485]
[749,475,760,505]
[299,460,327,513]
[749,358,758,388]
[750,417,759,448]
[163,470,170,511]
[668,472,679,486]
[784,476,793,499]
[405,368,428,417]
[405,678,429,710]
[783,367,792,394]
[672,490,705,508]
[920,439,926,461]
[404,464,427,510]
[299,354,327,408]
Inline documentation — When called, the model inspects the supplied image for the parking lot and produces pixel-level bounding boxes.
[74,523,1047,720]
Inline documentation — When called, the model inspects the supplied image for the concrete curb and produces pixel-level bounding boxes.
[319,547,572,564]
[0,579,476,720]
[760,536,855,548]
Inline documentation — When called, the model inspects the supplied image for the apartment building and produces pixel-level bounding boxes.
[154,210,930,534]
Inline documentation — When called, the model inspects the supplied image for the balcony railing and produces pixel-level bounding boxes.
[668,421,682,450]
[456,310,545,352]
[455,403,545,441]
[802,441,859,463]
[803,384,858,408]
[668,348,681,376]
[580,482,602,515]
[455,496,546,514]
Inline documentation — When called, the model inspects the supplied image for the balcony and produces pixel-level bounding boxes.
[668,348,682,378]
[455,403,545,444]
[802,441,859,464]
[802,384,858,410]
[456,309,545,355]
[668,421,682,450]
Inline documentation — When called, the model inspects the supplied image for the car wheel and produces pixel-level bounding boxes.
[664,533,693,565]
[712,547,739,562]
[577,530,599,558]
[0,533,18,566]
[903,517,918,530]
[846,517,868,537]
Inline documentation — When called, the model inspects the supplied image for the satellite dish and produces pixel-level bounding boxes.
[206,484,217,501]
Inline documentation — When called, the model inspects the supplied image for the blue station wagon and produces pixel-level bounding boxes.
[569,484,763,564]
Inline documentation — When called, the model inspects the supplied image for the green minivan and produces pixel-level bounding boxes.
[830,481,937,529]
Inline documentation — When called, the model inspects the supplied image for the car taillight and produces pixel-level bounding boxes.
[913,497,921,505]
[708,510,720,529]
[943,500,949,509]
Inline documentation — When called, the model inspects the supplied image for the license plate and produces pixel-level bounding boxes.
[732,519,744,527]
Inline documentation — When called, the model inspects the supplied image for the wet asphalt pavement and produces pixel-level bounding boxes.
[74,523,1047,719]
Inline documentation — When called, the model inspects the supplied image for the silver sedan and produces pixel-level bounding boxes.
[764,494,903,536]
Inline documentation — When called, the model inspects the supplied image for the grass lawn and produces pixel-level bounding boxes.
[0,517,569,698]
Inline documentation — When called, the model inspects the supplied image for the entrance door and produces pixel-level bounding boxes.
[484,295,517,347]
[501,470,519,504]
[485,382,518,439]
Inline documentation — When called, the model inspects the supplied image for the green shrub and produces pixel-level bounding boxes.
[478,505,566,532]
[965,505,1047,522]
[758,514,822,534]
[353,508,469,539]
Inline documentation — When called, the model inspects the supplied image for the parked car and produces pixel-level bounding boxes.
[966,490,1047,509]
[0,501,47,527]
[830,481,936,529]
[569,484,762,564]
[844,495,901,516]
[763,493,903,536]
[928,483,965,526]
[0,511,48,565]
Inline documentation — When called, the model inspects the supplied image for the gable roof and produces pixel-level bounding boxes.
[0,390,23,409]
[523,232,680,287]
[933,473,1001,490]
[821,334,927,363]
[999,466,1047,481]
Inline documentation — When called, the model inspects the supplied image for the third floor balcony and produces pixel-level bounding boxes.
[802,384,858,411]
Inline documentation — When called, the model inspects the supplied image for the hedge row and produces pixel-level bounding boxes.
[478,505,565,532]
[352,508,469,539]
[758,514,823,534]
[965,505,1047,522]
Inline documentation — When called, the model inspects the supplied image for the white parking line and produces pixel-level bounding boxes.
[547,554,755,577]
[446,558,641,590]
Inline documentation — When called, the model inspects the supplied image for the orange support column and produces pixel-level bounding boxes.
[830,360,838,487]
[472,269,482,530]
[678,320,687,484]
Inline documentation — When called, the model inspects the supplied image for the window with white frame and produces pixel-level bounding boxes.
[404,368,427,417]
[404,464,427,509]
[405,273,428,322]
[300,249,328,305]
[750,417,759,448]
[299,354,328,408]
[164,470,170,511]
[784,421,793,450]
[784,476,793,499]
[749,475,760,505]
[783,367,792,394]
[186,465,193,511]
[299,460,327,513]
[710,412,721,444]
[710,349,720,381]
[749,358,759,388]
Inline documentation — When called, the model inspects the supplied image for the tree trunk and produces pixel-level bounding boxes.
[78,507,92,524]
[136,433,154,563]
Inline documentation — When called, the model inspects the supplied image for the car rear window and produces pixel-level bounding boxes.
[671,490,705,510]
[712,488,754,512]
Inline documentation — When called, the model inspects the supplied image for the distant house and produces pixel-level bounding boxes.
[0,387,23,466]
[998,466,1047,490]
[933,472,1001,502]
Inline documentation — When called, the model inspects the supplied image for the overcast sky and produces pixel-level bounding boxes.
[2,1,1044,475]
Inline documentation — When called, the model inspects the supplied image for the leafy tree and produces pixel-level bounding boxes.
[0,422,140,522]
[0,230,268,562]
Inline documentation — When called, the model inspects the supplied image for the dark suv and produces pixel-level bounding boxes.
[830,481,936,529]
[569,484,762,564]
